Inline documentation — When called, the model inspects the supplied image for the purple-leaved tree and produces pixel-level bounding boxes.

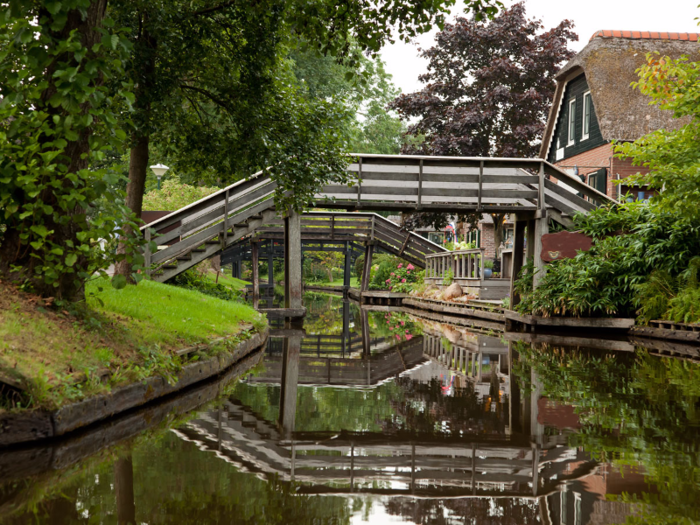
[391,2,577,249]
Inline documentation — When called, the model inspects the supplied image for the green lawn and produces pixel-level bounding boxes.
[203,271,250,291]
[326,277,359,287]
[0,278,265,410]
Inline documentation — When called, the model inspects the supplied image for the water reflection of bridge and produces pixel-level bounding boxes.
[175,400,593,499]
[172,312,594,502]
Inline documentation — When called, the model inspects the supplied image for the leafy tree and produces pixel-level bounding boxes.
[142,177,218,211]
[616,53,700,219]
[390,2,577,249]
[0,0,142,299]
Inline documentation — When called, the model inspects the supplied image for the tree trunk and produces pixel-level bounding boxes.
[115,21,157,279]
[0,1,108,300]
[115,135,149,278]
[114,455,136,524]
[491,213,506,259]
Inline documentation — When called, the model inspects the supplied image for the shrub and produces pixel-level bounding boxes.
[171,269,242,302]
[514,202,700,318]
[443,268,454,286]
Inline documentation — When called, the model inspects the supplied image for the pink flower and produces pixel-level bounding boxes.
[405,329,409,333]
[396,335,401,340]
[401,278,406,283]
[385,279,390,283]
[407,264,415,270]
[387,320,390,324]
[398,263,403,269]
[390,272,395,276]
[407,271,411,275]
[406,334,413,340]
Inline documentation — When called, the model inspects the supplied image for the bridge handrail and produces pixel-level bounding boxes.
[425,248,485,282]
[139,167,272,233]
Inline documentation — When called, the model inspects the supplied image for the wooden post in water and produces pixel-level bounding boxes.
[508,342,522,435]
[251,241,259,310]
[509,216,526,308]
[279,327,301,439]
[361,243,374,292]
[284,210,303,310]
[360,307,371,357]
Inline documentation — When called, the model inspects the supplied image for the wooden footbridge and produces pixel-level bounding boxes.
[141,154,614,313]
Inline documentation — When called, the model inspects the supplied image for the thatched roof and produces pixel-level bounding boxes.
[540,31,700,158]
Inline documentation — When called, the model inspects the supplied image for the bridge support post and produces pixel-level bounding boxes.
[526,219,536,262]
[279,327,301,439]
[341,300,350,357]
[267,240,274,286]
[284,210,303,311]
[533,215,549,289]
[251,241,259,310]
[361,243,374,293]
[509,217,526,309]
[343,241,352,292]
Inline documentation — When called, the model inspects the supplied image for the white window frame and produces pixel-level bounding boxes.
[581,91,591,140]
[567,98,576,146]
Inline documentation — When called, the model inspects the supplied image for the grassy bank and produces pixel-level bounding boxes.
[202,271,250,291]
[0,278,266,411]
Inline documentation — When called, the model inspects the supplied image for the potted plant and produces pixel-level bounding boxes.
[483,259,494,279]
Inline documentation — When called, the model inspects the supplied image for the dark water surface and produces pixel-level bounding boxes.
[2,292,700,524]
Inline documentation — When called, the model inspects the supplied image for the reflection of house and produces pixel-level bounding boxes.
[541,31,699,200]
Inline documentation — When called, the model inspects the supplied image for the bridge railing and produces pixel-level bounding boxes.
[425,248,485,284]
[316,155,614,214]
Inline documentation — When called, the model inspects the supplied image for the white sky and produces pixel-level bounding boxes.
[380,0,700,95]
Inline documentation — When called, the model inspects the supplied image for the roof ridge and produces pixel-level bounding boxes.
[590,30,700,42]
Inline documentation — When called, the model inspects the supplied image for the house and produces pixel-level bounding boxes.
[540,31,700,200]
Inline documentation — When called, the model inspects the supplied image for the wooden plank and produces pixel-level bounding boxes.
[503,310,635,329]
[543,178,595,212]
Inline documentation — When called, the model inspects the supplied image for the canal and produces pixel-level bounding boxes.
[1,292,699,524]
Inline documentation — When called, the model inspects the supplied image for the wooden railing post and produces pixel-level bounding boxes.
[252,241,259,310]
[222,188,230,249]
[418,159,423,209]
[144,228,152,278]
[357,157,363,208]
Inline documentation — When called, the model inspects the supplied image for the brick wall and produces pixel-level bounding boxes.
[553,143,650,198]
[479,223,496,258]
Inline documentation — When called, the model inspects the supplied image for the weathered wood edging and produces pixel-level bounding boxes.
[0,327,269,447]
[0,348,264,491]
[403,297,505,323]
[504,310,636,330]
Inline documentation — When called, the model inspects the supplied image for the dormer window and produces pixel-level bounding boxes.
[567,99,576,146]
[582,91,592,140]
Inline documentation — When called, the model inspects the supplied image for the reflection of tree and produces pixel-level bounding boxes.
[5,432,351,524]
[514,342,700,524]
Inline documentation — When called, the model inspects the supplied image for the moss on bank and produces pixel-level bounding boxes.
[0,278,266,411]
